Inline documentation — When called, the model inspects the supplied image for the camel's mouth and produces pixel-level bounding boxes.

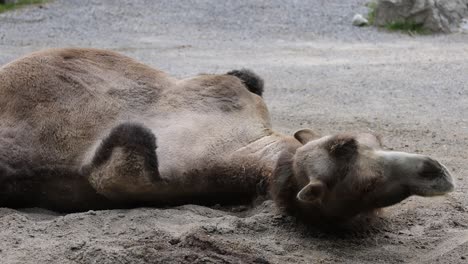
[414,163,455,197]
[435,164,456,193]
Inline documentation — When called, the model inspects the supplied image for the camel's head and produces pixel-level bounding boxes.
[272,129,455,222]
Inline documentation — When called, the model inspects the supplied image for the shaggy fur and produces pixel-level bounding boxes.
[226,69,264,96]
[90,123,159,180]
[324,135,358,160]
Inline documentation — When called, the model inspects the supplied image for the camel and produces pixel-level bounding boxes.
[0,48,455,221]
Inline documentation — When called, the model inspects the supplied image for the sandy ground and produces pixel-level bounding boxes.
[0,0,467,263]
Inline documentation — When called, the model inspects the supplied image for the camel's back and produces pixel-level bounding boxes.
[0,48,173,114]
[0,48,174,165]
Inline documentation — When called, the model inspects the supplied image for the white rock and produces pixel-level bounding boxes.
[352,14,369,27]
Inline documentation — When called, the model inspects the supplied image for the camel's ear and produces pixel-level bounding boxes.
[294,129,321,145]
[297,179,325,203]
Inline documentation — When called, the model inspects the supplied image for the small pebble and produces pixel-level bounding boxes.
[169,238,181,245]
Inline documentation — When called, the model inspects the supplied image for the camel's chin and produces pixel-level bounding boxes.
[413,187,454,197]
[417,191,453,197]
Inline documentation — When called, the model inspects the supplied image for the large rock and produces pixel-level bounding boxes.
[374,0,468,32]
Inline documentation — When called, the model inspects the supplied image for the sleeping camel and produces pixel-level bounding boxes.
[0,48,454,222]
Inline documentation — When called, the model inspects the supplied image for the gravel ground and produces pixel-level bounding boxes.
[0,0,467,263]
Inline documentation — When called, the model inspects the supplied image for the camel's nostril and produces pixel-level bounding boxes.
[420,159,443,180]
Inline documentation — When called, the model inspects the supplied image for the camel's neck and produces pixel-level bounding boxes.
[232,132,302,179]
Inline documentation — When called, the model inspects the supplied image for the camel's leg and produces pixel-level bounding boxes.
[0,161,114,212]
[83,123,161,201]
[0,132,112,211]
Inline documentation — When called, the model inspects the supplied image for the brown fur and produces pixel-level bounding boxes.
[0,48,454,221]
